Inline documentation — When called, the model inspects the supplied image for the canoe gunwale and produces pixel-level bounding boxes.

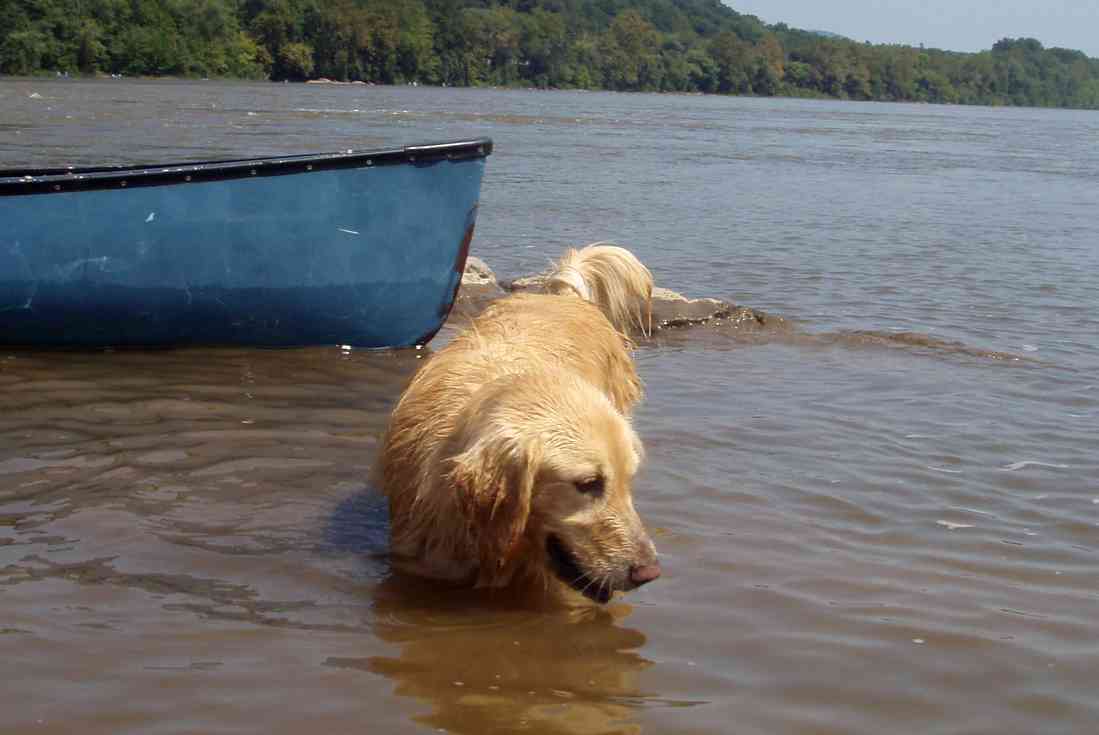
[0,138,493,197]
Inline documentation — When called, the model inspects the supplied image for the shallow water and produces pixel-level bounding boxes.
[2,79,1099,734]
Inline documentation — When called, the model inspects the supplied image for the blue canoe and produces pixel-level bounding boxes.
[0,138,492,348]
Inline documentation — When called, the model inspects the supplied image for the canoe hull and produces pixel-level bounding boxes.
[0,141,489,348]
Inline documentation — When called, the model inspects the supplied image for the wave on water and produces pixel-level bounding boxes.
[810,330,1038,363]
[1001,460,1070,471]
[651,307,1040,365]
[285,106,662,128]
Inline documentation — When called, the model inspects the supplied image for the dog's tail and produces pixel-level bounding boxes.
[545,242,653,337]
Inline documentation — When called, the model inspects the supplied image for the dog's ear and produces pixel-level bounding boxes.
[447,434,542,581]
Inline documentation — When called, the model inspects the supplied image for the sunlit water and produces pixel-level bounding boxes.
[2,79,1098,734]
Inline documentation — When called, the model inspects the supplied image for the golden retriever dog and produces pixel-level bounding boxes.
[379,243,661,605]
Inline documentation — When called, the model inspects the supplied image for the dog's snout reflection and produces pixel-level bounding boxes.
[342,573,652,735]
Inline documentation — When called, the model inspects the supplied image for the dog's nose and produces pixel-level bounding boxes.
[629,563,661,587]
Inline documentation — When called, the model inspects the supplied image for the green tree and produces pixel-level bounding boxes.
[76,20,106,72]
[396,0,438,83]
[685,45,718,92]
[709,31,753,93]
[520,9,567,87]
[600,9,661,91]
[279,41,313,79]
[1,29,53,74]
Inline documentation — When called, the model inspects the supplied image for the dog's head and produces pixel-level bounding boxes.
[444,370,659,604]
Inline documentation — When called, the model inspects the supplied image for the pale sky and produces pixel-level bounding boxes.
[726,1,1099,58]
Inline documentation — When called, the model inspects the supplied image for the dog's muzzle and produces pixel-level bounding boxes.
[546,534,661,603]
[629,562,661,587]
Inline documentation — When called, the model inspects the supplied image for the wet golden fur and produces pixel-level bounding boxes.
[544,242,654,338]
[378,244,658,604]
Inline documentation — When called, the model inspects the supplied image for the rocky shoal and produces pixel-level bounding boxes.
[451,255,786,333]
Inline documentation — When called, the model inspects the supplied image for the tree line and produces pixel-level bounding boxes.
[3,0,1099,109]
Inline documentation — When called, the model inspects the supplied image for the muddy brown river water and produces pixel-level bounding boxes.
[2,80,1098,734]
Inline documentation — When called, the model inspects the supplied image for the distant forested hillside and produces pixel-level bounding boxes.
[3,0,1099,108]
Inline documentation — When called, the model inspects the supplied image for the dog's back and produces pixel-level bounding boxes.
[454,293,642,413]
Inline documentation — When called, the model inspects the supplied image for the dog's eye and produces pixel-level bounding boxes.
[575,477,605,496]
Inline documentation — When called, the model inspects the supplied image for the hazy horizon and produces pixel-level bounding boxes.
[727,0,1099,59]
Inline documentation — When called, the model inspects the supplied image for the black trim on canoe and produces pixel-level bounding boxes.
[0,138,493,197]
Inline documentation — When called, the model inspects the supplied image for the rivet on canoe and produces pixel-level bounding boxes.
[53,184,61,191]
[120,181,127,187]
[250,170,257,176]
[366,159,373,166]
[184,175,192,182]
[307,164,313,171]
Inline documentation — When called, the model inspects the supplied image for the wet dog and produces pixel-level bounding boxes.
[379,244,661,605]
